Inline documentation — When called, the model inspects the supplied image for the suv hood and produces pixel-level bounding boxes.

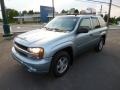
[16,29,67,44]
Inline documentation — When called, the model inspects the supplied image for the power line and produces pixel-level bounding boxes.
[86,0,109,4]
[81,0,120,8]
[86,0,120,8]
[112,0,120,4]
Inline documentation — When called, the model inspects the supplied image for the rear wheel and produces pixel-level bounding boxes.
[51,51,71,77]
[95,38,105,52]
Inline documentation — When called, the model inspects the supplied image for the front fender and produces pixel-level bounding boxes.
[45,41,74,58]
[100,31,107,36]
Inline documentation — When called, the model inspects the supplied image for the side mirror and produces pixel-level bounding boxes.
[77,27,89,34]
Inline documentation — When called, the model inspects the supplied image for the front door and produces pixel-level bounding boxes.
[75,17,92,53]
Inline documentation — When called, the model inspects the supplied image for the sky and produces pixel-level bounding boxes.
[1,0,120,17]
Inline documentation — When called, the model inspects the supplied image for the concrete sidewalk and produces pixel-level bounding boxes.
[0,24,45,33]
[109,25,120,30]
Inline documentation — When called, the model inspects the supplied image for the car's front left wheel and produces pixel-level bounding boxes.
[51,51,71,77]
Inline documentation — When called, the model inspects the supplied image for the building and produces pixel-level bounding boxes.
[80,8,96,15]
[13,14,40,24]
[87,8,96,14]
[13,6,55,24]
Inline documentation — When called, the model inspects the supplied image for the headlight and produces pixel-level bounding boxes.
[28,48,44,59]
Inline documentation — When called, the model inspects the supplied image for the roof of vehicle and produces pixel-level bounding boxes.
[56,15,101,18]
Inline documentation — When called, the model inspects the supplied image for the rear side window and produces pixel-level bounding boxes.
[91,17,100,29]
[98,17,106,27]
[80,18,92,29]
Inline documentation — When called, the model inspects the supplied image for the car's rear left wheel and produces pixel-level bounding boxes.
[95,38,105,52]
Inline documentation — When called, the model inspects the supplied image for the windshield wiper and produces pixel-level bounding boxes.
[52,28,65,32]
[44,27,67,32]
[44,27,50,30]
[43,27,53,31]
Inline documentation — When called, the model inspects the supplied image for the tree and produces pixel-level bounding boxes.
[104,14,108,22]
[28,10,34,14]
[104,14,117,24]
[22,10,27,15]
[74,9,79,15]
[116,17,120,21]
[70,8,75,11]
[109,17,117,24]
[6,8,19,23]
[34,12,40,14]
[61,9,68,13]
[100,14,103,17]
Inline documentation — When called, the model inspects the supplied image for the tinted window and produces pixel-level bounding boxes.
[91,17,100,29]
[80,18,91,29]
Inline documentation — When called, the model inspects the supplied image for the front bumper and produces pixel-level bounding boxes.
[12,47,52,73]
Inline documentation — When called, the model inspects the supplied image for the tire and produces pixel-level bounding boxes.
[95,38,105,52]
[51,51,71,77]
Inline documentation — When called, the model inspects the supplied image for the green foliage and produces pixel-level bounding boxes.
[6,8,19,23]
[61,8,80,15]
[74,9,79,14]
[100,14,103,17]
[104,14,118,24]
[28,10,34,14]
[104,14,108,22]
[61,9,68,13]
[22,10,27,15]
[109,17,117,24]
[0,18,2,22]
[21,10,39,15]
[116,17,120,21]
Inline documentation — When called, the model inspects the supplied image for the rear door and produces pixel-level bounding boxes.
[88,17,102,45]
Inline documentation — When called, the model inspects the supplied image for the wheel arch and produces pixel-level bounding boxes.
[52,46,74,65]
[101,34,106,45]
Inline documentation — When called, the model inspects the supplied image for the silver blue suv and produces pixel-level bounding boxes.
[12,15,107,77]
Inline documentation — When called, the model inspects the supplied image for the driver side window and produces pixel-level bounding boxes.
[79,18,92,30]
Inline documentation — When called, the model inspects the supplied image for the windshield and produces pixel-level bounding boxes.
[45,16,79,32]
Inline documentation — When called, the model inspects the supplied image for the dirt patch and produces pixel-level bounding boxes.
[0,33,16,43]
[0,33,4,43]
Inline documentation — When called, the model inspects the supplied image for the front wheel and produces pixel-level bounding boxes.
[95,38,105,52]
[51,51,71,77]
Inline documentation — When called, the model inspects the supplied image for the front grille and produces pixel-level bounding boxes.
[14,42,28,57]
[15,42,27,51]
[15,47,27,57]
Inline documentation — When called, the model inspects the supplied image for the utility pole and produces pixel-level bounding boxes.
[100,5,102,14]
[52,0,55,18]
[107,0,112,27]
[0,0,12,37]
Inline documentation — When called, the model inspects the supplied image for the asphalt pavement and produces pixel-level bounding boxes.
[0,30,120,90]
